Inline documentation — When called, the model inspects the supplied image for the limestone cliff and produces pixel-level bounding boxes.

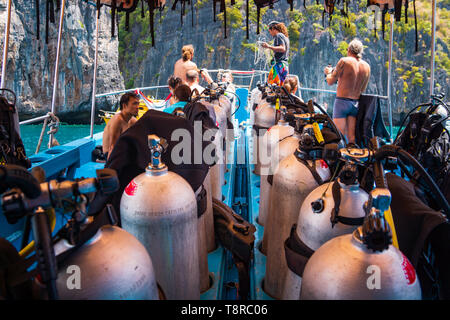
[119,0,449,124]
[0,1,124,122]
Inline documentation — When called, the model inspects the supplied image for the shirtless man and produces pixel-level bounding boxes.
[102,92,140,159]
[324,38,371,144]
[173,45,198,83]
[186,69,205,96]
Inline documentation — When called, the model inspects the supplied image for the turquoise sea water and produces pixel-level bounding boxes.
[20,123,401,158]
[20,124,106,157]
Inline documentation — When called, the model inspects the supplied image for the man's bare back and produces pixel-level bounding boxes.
[328,57,371,100]
[174,58,198,83]
[102,112,137,156]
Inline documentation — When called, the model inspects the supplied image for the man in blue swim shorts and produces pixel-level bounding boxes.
[324,39,371,144]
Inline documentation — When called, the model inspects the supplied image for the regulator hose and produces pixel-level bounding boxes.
[0,165,41,199]
[279,85,295,104]
[374,145,450,216]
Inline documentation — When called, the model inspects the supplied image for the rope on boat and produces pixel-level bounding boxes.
[35,112,60,154]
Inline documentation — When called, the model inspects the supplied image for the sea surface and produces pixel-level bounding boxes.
[20,124,106,157]
[20,123,401,158]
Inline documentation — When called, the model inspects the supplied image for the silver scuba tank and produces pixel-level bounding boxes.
[212,94,232,120]
[258,108,294,226]
[249,87,263,126]
[260,114,316,252]
[213,102,227,190]
[263,127,331,299]
[40,225,159,300]
[253,99,277,175]
[120,135,201,299]
[203,170,217,252]
[300,203,422,300]
[196,185,212,293]
[282,164,369,300]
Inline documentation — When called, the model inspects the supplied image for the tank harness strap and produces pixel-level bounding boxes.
[330,181,365,227]
[267,174,273,186]
[55,204,119,266]
[252,124,269,136]
[284,224,314,277]
[296,158,324,186]
[196,185,207,218]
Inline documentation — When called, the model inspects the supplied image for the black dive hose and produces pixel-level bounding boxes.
[374,145,450,216]
[280,86,295,104]
[0,165,41,200]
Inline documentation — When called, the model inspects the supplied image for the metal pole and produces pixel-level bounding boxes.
[430,0,436,97]
[49,0,66,147]
[387,11,394,139]
[90,7,100,138]
[1,0,20,136]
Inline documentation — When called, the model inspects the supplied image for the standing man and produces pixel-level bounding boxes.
[174,44,198,83]
[324,38,371,144]
[261,21,290,86]
[103,92,140,159]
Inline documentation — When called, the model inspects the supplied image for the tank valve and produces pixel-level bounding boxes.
[339,163,358,185]
[147,135,167,172]
[362,208,392,252]
[361,188,393,252]
[311,198,324,213]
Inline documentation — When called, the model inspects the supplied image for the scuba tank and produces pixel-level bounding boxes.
[249,86,263,126]
[0,165,158,300]
[258,106,294,226]
[253,94,277,175]
[282,162,368,300]
[52,225,159,300]
[212,103,227,199]
[197,95,225,202]
[212,94,232,120]
[263,124,331,299]
[171,102,216,254]
[120,135,201,299]
[300,139,423,299]
[203,170,216,252]
[260,112,317,251]
[300,189,421,299]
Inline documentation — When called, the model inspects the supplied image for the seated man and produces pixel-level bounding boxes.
[164,84,191,114]
[102,92,139,159]
[186,69,205,96]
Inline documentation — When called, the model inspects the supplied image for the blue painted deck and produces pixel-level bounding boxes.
[0,88,277,300]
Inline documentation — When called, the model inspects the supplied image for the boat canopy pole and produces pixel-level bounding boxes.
[49,0,66,147]
[1,0,20,136]
[430,0,436,96]
[90,5,101,138]
[387,10,394,139]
